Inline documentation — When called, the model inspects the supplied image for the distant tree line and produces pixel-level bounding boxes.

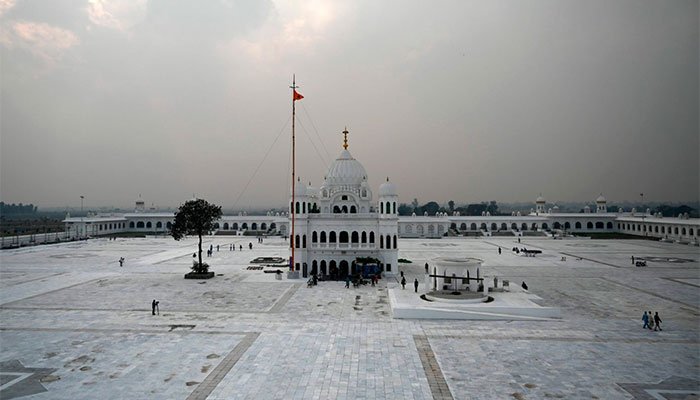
[0,202,38,216]
[398,200,501,216]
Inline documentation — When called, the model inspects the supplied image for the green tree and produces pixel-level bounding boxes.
[448,200,455,213]
[170,199,222,273]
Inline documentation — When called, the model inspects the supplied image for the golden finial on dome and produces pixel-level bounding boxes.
[342,127,349,150]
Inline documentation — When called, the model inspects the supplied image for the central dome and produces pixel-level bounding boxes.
[325,149,368,186]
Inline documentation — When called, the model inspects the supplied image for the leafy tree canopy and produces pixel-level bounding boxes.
[171,199,222,240]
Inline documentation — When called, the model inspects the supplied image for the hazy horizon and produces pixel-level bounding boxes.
[2,0,698,209]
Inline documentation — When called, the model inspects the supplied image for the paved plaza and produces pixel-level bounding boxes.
[0,236,698,399]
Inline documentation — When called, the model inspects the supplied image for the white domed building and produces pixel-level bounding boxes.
[289,131,399,279]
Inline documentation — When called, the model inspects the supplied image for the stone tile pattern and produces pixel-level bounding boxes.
[413,335,453,400]
[187,332,260,400]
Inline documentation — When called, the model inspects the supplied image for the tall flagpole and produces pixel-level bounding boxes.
[290,75,298,273]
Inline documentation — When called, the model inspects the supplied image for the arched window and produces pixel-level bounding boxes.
[302,202,306,213]
[312,232,318,243]
[242,223,248,230]
[166,222,172,229]
[393,235,397,248]
[380,203,384,213]
[511,223,518,230]
[460,223,467,230]
[108,224,112,230]
[251,222,257,230]
[320,260,327,275]
[501,223,507,230]
[386,235,391,248]
[270,223,276,229]
[674,227,679,235]
[233,222,238,230]
[587,222,593,229]
[490,223,497,231]
[606,222,613,229]
[386,202,391,214]
[339,231,348,243]
[564,222,571,229]
[553,222,561,229]
[405,225,412,233]
[99,225,103,231]
[321,231,327,243]
[690,228,695,236]
[471,223,477,230]
[303,234,306,248]
[137,221,144,228]
[480,223,487,230]
[261,223,267,230]
[156,221,162,228]
[295,202,300,214]
[654,226,658,233]
[542,223,549,230]
[329,231,337,243]
[595,222,604,229]
[521,223,528,231]
[350,205,357,213]
[295,235,300,248]
[531,223,538,230]
[417,225,424,235]
[333,206,341,213]
[361,231,367,243]
[351,231,359,243]
[380,235,384,249]
[369,232,375,243]
[428,225,435,235]
[223,223,229,230]
[393,202,397,214]
[682,227,686,236]
[575,222,582,229]
[146,221,152,228]
[342,205,348,213]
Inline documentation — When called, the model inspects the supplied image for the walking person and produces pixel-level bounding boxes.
[249,242,253,250]
[414,278,419,293]
[152,299,159,315]
[401,276,406,290]
[648,311,654,330]
[345,275,350,289]
[653,312,662,331]
[642,311,650,329]
[498,247,502,255]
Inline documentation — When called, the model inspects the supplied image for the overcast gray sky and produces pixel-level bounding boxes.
[1,0,698,210]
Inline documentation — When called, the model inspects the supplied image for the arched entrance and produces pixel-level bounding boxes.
[320,260,327,276]
[329,260,337,280]
[339,260,349,279]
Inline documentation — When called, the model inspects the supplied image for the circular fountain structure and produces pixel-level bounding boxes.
[423,257,491,304]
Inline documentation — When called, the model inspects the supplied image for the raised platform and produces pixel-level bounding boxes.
[389,284,561,321]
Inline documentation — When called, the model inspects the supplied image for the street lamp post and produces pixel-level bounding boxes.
[640,193,646,236]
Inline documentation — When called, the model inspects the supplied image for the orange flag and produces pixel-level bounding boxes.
[293,90,304,101]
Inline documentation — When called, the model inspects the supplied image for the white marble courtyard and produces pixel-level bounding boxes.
[0,236,698,399]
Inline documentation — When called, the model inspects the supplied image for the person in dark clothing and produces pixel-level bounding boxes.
[425,263,429,274]
[521,281,528,290]
[152,300,159,315]
[414,278,419,293]
[249,242,253,250]
[239,245,242,251]
[642,311,650,329]
[401,276,406,289]
[498,247,502,255]
[653,312,662,331]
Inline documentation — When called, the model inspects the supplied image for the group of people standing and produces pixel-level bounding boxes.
[642,311,662,331]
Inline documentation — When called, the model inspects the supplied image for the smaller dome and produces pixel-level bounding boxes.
[293,179,307,197]
[596,195,606,203]
[306,182,318,197]
[378,178,398,197]
[536,195,546,203]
